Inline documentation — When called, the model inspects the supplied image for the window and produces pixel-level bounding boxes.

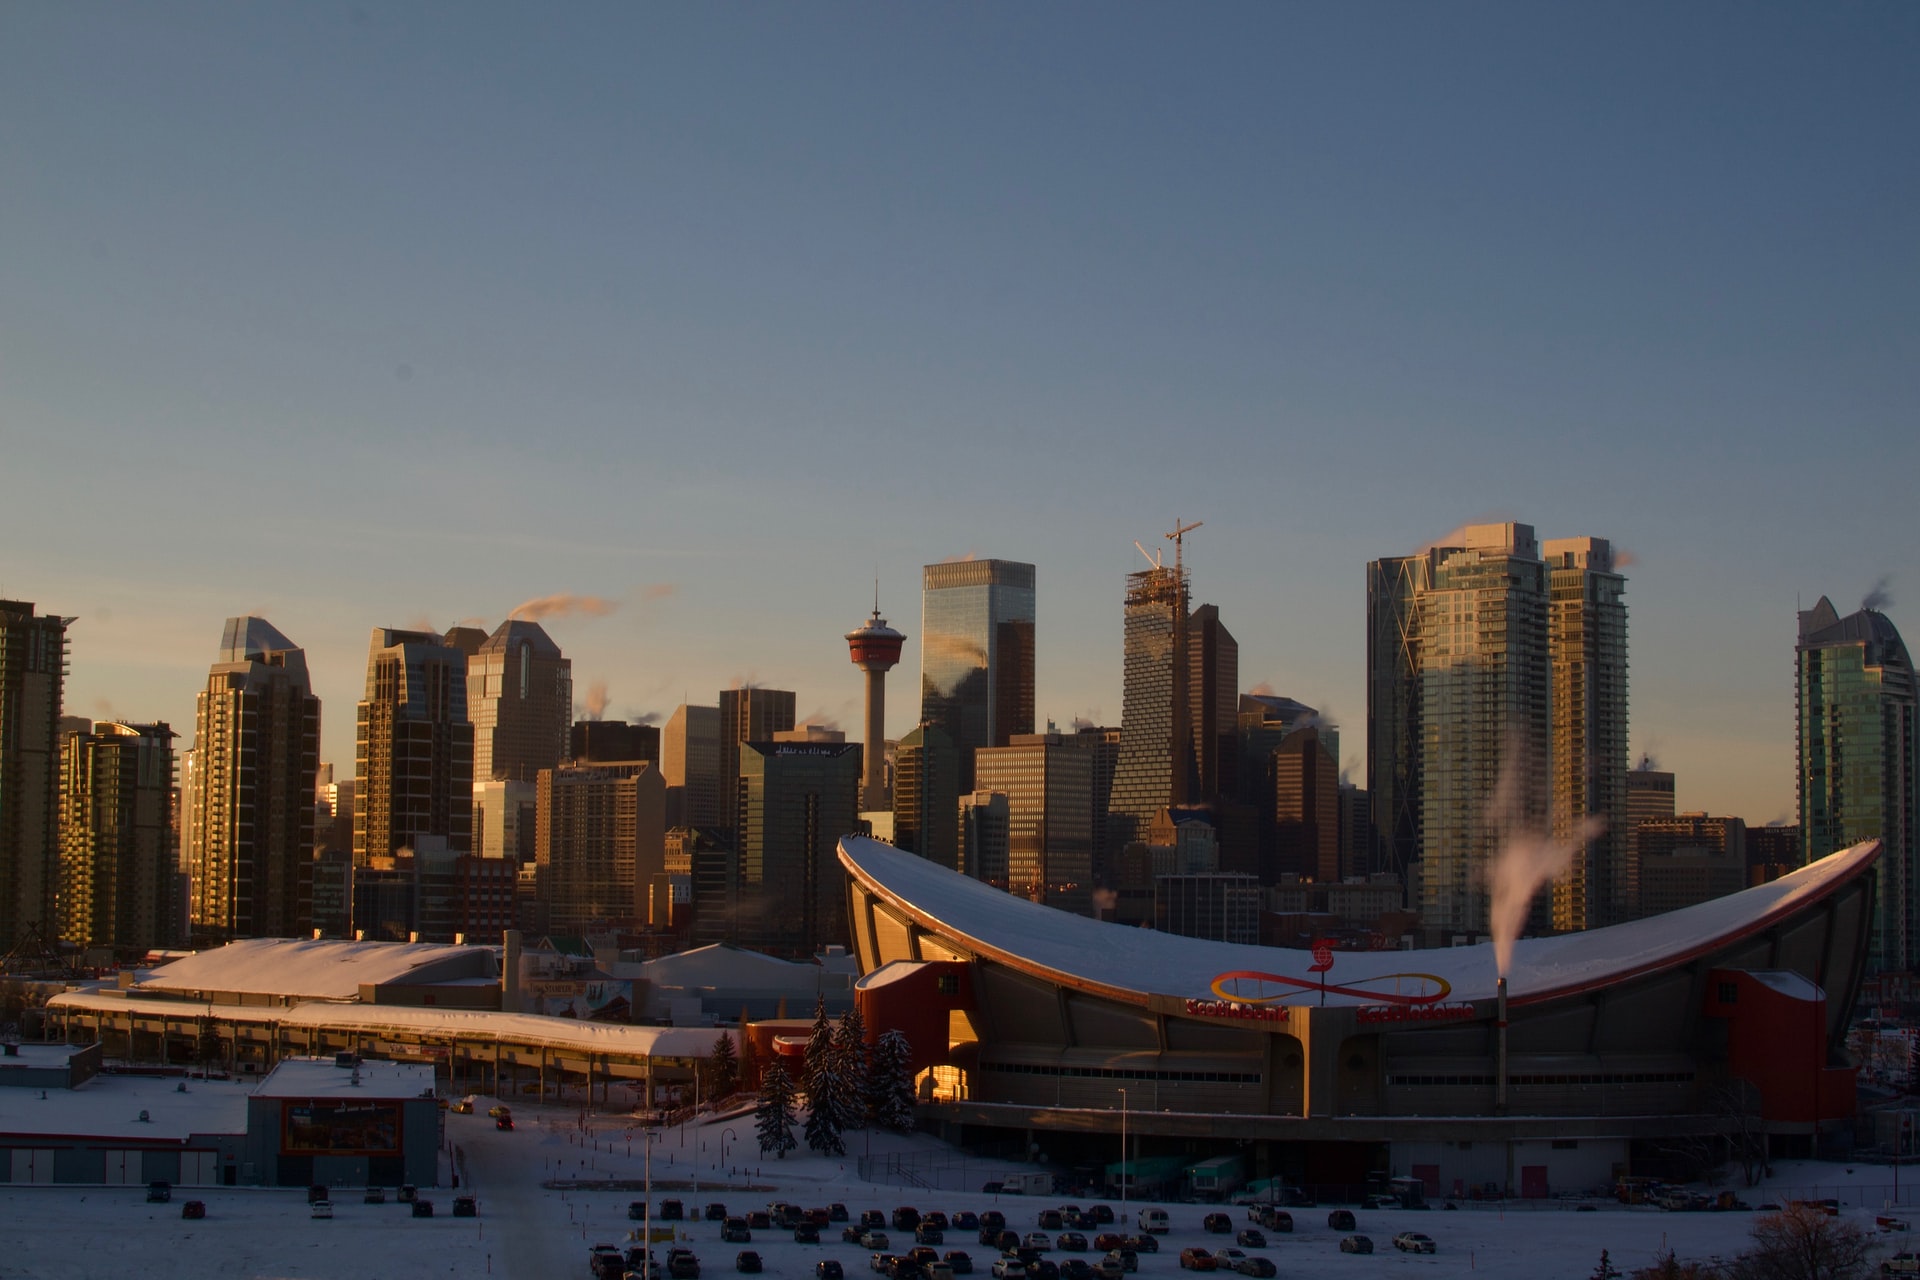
[936,975,960,996]
[1718,982,1738,1004]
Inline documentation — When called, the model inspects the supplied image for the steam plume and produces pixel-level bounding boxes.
[937,552,981,564]
[627,709,661,727]
[509,593,619,622]
[583,681,610,721]
[1633,753,1660,772]
[1612,548,1639,569]
[1864,575,1894,613]
[1486,740,1605,978]
[641,583,677,602]
[1248,680,1276,697]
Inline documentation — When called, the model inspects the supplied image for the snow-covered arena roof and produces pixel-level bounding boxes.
[838,835,1881,1009]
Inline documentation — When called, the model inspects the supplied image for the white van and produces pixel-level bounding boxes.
[1136,1209,1169,1234]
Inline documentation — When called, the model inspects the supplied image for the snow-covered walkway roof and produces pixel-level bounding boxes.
[135,937,494,1001]
[840,836,1880,1009]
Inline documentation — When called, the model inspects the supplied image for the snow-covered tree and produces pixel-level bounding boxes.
[708,1030,739,1099]
[835,1003,870,1127]
[755,1059,798,1158]
[803,997,847,1155]
[872,1028,917,1133]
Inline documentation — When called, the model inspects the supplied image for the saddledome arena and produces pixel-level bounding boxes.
[841,836,1879,1199]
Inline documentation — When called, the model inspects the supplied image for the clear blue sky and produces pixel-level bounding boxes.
[2,3,1914,826]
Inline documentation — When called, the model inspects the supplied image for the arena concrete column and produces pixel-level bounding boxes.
[1295,1006,1357,1119]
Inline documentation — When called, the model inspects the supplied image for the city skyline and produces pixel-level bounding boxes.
[3,5,1915,830]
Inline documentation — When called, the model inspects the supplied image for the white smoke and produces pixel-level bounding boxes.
[1485,740,1605,978]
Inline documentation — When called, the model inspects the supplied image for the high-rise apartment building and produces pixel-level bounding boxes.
[1066,725,1121,881]
[892,724,959,870]
[958,789,1011,886]
[0,600,70,950]
[354,627,474,863]
[1626,762,1677,829]
[661,704,721,828]
[1544,537,1630,931]
[1797,596,1917,971]
[1368,524,1553,941]
[468,620,571,783]
[571,720,659,765]
[1187,604,1239,802]
[1637,813,1748,917]
[717,687,796,832]
[59,721,178,954]
[974,734,1094,915]
[187,617,320,943]
[535,761,665,934]
[919,559,1035,790]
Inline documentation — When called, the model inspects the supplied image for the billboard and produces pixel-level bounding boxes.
[281,1100,403,1156]
[529,977,634,1023]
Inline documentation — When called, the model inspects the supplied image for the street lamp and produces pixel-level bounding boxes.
[1117,1088,1129,1223]
[720,1126,737,1172]
[642,1128,660,1280]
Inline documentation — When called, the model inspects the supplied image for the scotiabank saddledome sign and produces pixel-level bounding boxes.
[1183,968,1478,1025]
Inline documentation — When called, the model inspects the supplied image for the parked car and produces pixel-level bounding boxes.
[1059,1259,1094,1280]
[592,1245,627,1279]
[925,1265,954,1280]
[147,1181,172,1203]
[1326,1210,1356,1232]
[995,1232,1021,1254]
[749,1213,773,1230]
[1202,1215,1231,1235]
[796,1224,822,1244]
[870,1255,899,1275]
[1392,1232,1436,1255]
[662,1200,686,1221]
[1022,1234,1051,1252]
[737,1252,763,1273]
[709,1204,731,1222]
[487,1104,510,1119]
[364,1187,386,1204]
[1090,1262,1123,1280]
[945,1251,974,1273]
[846,1227,870,1244]
[632,1202,652,1221]
[1028,1262,1058,1280]
[412,1199,434,1218]
[895,1208,923,1231]
[817,1263,845,1280]
[307,1185,329,1204]
[1057,1233,1087,1253]
[916,1226,946,1245]
[991,1259,1026,1280]
[452,1096,474,1113]
[980,1211,1007,1233]
[1234,1230,1264,1249]
[453,1196,477,1218]
[496,1115,514,1131]
[399,1185,418,1203]
[953,1212,980,1231]
[1262,1212,1291,1234]
[724,1219,752,1244]
[831,1204,851,1222]
[1136,1210,1170,1235]
[925,1212,950,1230]
[669,1249,702,1279]
[863,1212,888,1230]
[1037,1211,1065,1231]
[1093,1234,1126,1253]
[863,1232,892,1251]
[181,1200,206,1219]
[1233,1259,1275,1278]
[1178,1250,1217,1272]
[311,1201,334,1220]
[1338,1236,1373,1255]
[1089,1206,1115,1225]
[1122,1236,1158,1255]
[1214,1250,1246,1268]
[1102,1250,1137,1274]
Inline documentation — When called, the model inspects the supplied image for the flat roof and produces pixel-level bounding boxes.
[0,1043,89,1072]
[839,835,1882,1010]
[256,1056,435,1099]
[139,937,493,1001]
[0,1073,254,1141]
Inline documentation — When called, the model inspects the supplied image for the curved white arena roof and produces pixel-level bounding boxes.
[136,937,493,1001]
[839,835,1880,1009]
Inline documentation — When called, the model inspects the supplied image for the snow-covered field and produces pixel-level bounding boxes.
[3,1102,1917,1280]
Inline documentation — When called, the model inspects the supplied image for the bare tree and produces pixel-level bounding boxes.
[1731,1203,1869,1280]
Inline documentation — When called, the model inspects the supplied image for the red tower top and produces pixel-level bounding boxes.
[846,607,905,671]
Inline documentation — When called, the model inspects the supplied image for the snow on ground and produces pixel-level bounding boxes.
[5,1101,1919,1280]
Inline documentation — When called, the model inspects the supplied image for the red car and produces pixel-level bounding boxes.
[1178,1251,1217,1272]
[496,1115,514,1130]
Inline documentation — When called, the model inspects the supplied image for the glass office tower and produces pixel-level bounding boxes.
[920,560,1035,790]
[1797,596,1918,971]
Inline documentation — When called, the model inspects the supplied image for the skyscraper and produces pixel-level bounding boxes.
[536,760,665,934]
[974,733,1094,915]
[1110,563,1184,849]
[661,704,721,828]
[728,740,861,957]
[187,617,320,942]
[354,627,474,863]
[1797,596,1917,971]
[59,721,178,954]
[717,687,796,832]
[919,559,1035,790]
[468,620,571,783]
[1187,604,1239,802]
[0,600,70,949]
[892,724,959,870]
[1544,537,1629,932]
[1272,725,1339,883]
[1368,524,1552,941]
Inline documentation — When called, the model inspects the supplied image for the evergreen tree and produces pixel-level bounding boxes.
[755,1059,798,1158]
[803,996,847,1155]
[834,1003,871,1126]
[872,1028,917,1133]
[1590,1250,1620,1280]
[709,1030,739,1099]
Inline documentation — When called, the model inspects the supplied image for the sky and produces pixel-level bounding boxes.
[2,3,1915,827]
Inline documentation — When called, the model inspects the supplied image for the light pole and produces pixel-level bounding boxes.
[643,1128,658,1280]
[1117,1088,1129,1223]
[720,1126,737,1172]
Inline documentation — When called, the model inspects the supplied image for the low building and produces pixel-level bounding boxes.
[244,1056,439,1188]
